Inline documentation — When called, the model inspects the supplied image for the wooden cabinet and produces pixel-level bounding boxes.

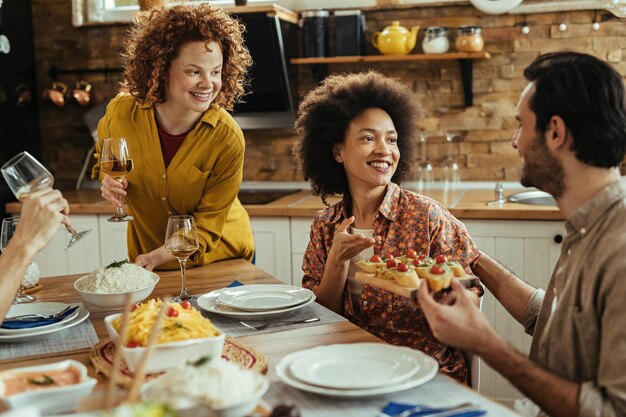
[250,217,293,284]
[463,219,565,405]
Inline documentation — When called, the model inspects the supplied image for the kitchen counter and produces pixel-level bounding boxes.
[5,187,563,221]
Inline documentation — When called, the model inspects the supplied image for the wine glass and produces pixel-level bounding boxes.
[1,217,36,304]
[1,151,91,250]
[414,132,434,194]
[100,138,134,222]
[165,215,199,303]
[441,132,461,191]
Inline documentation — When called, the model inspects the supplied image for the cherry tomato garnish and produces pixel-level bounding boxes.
[127,341,142,348]
[166,306,179,317]
[431,265,445,275]
[405,249,417,259]
[180,300,192,310]
[436,254,447,264]
[386,259,397,268]
[385,254,395,261]
[397,262,409,272]
[370,255,382,263]
[412,258,421,266]
[418,254,426,261]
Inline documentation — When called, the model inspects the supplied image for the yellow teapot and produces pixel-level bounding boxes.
[372,21,420,55]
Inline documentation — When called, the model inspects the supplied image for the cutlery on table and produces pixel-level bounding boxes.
[4,305,75,322]
[388,402,478,417]
[239,317,320,331]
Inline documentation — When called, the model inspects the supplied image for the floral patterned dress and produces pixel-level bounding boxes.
[302,183,481,384]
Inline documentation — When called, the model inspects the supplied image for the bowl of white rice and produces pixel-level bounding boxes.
[141,358,269,417]
[73,261,159,309]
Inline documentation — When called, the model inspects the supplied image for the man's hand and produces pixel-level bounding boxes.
[418,278,499,354]
[100,174,127,208]
[12,189,69,256]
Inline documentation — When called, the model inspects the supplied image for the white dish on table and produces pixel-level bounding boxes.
[0,302,79,335]
[216,284,313,312]
[73,272,159,309]
[104,313,225,374]
[288,343,422,389]
[276,343,438,398]
[0,305,89,343]
[0,360,97,414]
[197,286,316,320]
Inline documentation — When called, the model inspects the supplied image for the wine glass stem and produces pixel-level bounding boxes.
[178,258,190,300]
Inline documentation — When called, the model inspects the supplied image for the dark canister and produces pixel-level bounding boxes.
[302,10,329,58]
[334,10,365,56]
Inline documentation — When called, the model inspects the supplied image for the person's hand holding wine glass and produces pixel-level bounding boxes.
[165,216,199,303]
[1,152,91,250]
[100,138,134,222]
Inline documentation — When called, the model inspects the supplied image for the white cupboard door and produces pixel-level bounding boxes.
[34,215,101,277]
[250,217,291,284]
[98,216,129,267]
[290,218,313,287]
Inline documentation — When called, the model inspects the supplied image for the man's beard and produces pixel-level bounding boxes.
[520,132,565,199]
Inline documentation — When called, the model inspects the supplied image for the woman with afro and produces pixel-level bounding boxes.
[295,71,481,384]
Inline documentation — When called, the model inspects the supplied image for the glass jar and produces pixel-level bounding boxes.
[422,27,449,54]
[455,26,484,52]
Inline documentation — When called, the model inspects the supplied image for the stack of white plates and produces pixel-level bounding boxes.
[0,302,89,343]
[276,343,439,397]
[197,284,316,319]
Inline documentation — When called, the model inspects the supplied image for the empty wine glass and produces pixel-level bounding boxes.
[1,217,36,304]
[101,138,134,222]
[165,215,200,302]
[1,151,91,250]
[414,132,434,194]
[441,132,461,191]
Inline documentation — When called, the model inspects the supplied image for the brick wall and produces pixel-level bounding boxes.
[29,1,626,186]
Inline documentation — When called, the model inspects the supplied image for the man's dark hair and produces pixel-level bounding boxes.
[524,51,626,167]
[294,71,418,201]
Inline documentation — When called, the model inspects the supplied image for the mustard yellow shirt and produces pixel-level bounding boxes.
[92,94,254,270]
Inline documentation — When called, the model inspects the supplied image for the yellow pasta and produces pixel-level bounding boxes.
[112,299,220,346]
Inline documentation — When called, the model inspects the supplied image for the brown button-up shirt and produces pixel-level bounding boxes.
[523,177,626,417]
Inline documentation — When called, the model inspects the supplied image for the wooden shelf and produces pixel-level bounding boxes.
[290,51,491,65]
[290,51,491,107]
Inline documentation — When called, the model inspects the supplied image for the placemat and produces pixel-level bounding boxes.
[0,316,98,361]
[198,300,347,337]
[91,336,268,388]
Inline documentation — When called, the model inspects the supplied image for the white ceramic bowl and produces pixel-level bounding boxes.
[73,272,159,308]
[140,365,269,417]
[0,360,97,414]
[104,313,225,374]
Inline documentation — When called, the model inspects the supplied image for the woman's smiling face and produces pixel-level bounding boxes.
[334,107,400,192]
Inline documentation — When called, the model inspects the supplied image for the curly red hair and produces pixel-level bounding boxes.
[121,4,252,110]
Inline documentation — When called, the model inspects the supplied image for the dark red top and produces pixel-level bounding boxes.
[157,124,191,168]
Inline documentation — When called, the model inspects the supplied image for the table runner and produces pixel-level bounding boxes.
[196,299,347,337]
[262,374,522,417]
[0,308,98,361]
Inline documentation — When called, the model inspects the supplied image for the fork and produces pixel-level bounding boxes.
[389,403,480,417]
[239,317,319,331]
[5,305,75,322]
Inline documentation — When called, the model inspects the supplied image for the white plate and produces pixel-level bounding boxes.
[216,285,313,311]
[0,303,79,335]
[288,343,421,389]
[197,287,316,319]
[0,305,89,342]
[276,343,438,398]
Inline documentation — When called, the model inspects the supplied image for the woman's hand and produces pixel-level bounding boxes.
[327,216,376,266]
[100,174,127,208]
[134,246,176,271]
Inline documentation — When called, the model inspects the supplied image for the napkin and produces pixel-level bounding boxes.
[1,305,79,329]
[227,280,244,288]
[381,402,487,417]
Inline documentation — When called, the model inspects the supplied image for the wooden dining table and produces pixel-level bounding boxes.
[0,259,522,416]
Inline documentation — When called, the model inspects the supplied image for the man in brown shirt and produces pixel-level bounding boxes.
[419,52,626,417]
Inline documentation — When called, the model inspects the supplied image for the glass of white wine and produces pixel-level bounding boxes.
[165,215,199,302]
[100,138,134,222]
[1,217,36,304]
[1,151,91,250]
